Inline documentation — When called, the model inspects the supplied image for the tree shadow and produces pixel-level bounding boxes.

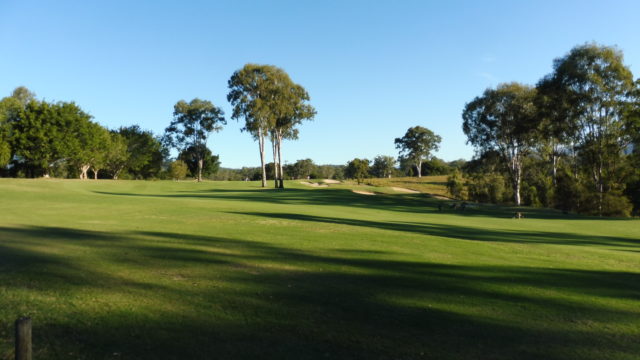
[1,226,639,359]
[230,212,640,248]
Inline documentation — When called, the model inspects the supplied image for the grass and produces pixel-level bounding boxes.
[0,178,639,359]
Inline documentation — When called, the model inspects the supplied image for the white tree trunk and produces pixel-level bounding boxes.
[197,158,203,182]
[272,137,279,188]
[258,128,267,187]
[277,132,284,189]
[416,161,422,178]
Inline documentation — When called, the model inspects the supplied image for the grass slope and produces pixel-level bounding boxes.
[0,179,638,360]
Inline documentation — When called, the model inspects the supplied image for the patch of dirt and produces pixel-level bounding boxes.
[322,179,341,184]
[300,181,328,187]
[391,187,420,193]
[352,190,376,195]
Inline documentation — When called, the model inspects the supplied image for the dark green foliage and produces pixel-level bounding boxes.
[163,98,225,182]
[370,155,396,178]
[286,159,316,179]
[422,157,452,176]
[395,126,441,178]
[345,158,370,184]
[178,145,220,179]
[117,125,167,180]
[467,173,508,204]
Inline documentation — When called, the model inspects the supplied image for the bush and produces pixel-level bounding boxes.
[467,173,506,204]
[169,160,188,180]
[446,170,464,199]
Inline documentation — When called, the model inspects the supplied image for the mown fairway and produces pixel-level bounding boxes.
[0,179,639,360]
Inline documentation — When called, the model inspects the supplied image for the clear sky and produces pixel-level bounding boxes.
[1,0,639,168]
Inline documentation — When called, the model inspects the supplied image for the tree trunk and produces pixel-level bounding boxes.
[197,157,203,182]
[514,162,522,206]
[416,161,422,178]
[258,128,267,187]
[272,137,279,188]
[80,164,90,180]
[93,168,99,180]
[277,132,284,189]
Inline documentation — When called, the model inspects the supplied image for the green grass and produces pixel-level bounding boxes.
[0,178,639,360]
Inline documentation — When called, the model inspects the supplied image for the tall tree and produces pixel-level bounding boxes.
[163,98,225,182]
[268,74,316,188]
[228,64,275,187]
[394,126,441,178]
[228,64,315,188]
[462,83,538,206]
[537,44,638,214]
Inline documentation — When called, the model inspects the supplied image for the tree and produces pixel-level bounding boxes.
[228,64,277,187]
[268,74,316,188]
[178,144,221,179]
[163,98,225,182]
[446,170,465,199]
[228,64,315,188]
[169,160,188,180]
[0,87,37,168]
[104,132,129,179]
[536,43,638,215]
[345,158,370,184]
[117,125,166,179]
[71,120,110,180]
[11,100,92,177]
[462,83,538,206]
[395,126,441,178]
[371,155,396,178]
[287,158,315,179]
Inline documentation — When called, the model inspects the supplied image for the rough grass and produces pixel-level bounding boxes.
[363,176,453,197]
[0,179,639,359]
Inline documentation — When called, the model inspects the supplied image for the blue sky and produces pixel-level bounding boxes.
[1,0,639,168]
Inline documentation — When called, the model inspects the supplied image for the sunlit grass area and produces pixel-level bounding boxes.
[0,179,638,359]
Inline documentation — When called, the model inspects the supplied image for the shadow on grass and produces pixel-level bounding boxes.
[231,212,640,248]
[1,225,639,359]
[93,187,635,221]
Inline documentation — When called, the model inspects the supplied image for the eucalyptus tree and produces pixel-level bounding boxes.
[462,83,538,206]
[537,43,638,214]
[269,76,316,188]
[394,126,441,178]
[228,64,275,187]
[163,98,225,182]
[228,64,315,188]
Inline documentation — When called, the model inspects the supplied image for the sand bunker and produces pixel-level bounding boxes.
[322,179,341,184]
[300,181,328,187]
[352,190,375,195]
[391,187,420,193]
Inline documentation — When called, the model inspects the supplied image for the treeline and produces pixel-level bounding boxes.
[0,88,226,180]
[451,43,640,217]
